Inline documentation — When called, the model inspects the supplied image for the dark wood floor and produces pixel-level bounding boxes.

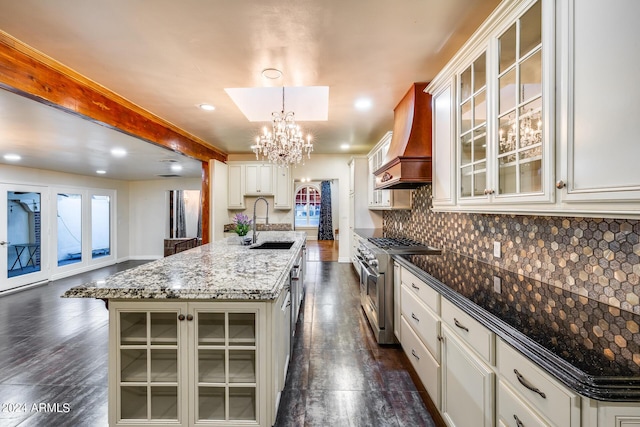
[0,258,436,427]
[305,239,339,262]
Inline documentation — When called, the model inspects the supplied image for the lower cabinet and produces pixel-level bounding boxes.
[273,290,290,413]
[401,316,440,407]
[497,338,580,427]
[396,263,640,427]
[498,380,551,427]
[440,324,494,427]
[109,301,270,427]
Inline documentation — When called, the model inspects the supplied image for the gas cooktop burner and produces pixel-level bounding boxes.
[367,237,442,255]
[369,237,425,248]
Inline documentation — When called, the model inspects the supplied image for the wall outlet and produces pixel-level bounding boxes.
[493,276,502,293]
[494,241,501,258]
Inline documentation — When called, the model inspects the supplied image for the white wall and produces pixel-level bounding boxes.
[128,177,201,258]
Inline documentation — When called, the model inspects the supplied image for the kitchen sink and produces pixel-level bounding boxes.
[250,241,295,250]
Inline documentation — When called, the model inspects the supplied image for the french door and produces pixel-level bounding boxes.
[0,184,49,291]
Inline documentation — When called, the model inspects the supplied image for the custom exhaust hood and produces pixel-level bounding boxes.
[373,82,433,190]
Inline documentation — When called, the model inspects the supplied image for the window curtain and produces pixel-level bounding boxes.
[318,181,334,240]
[175,190,187,238]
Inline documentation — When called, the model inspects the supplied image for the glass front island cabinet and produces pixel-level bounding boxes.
[109,296,291,427]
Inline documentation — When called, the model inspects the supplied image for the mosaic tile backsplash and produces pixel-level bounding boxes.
[383,185,640,315]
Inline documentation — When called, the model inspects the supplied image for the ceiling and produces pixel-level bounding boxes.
[0,0,500,180]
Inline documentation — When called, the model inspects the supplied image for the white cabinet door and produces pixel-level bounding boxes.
[441,324,494,427]
[558,0,640,212]
[394,263,401,341]
[227,164,245,209]
[110,302,189,427]
[274,166,291,209]
[245,164,273,195]
[431,80,456,209]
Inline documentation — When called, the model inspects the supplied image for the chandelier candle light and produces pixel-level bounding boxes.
[252,87,313,167]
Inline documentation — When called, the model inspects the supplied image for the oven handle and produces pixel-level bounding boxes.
[357,254,379,275]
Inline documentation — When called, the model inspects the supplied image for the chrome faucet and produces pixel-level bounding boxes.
[252,197,269,244]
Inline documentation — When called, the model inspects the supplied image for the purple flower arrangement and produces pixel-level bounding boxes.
[232,213,252,237]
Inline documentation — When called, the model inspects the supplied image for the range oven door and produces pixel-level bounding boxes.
[360,261,384,330]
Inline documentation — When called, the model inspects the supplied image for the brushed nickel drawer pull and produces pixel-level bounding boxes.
[411,313,420,322]
[454,318,469,332]
[411,349,420,360]
[514,369,546,399]
[514,414,524,427]
[411,283,420,290]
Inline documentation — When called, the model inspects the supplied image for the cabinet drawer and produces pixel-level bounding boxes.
[401,316,440,408]
[400,267,440,314]
[441,298,494,364]
[498,380,550,427]
[498,339,578,427]
[401,284,440,360]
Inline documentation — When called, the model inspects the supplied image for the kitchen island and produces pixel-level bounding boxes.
[64,231,307,427]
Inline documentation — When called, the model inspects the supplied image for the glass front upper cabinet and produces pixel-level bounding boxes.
[497,0,542,196]
[458,0,547,204]
[459,52,488,198]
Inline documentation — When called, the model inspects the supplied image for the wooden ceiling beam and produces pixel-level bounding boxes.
[0,31,227,163]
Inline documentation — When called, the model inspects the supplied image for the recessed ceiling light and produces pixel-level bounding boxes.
[261,68,283,80]
[340,144,350,150]
[354,98,373,111]
[170,164,183,172]
[111,148,127,157]
[198,103,215,111]
[96,170,107,174]
[3,154,21,161]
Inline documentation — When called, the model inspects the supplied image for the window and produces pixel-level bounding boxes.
[57,193,82,266]
[294,186,320,227]
[91,194,111,259]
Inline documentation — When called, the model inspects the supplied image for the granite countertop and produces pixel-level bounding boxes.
[394,250,640,401]
[63,231,306,301]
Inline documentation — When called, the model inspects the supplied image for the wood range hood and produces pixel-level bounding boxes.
[374,82,433,190]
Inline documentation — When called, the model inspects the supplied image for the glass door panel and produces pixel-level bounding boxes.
[198,387,225,420]
[195,310,258,423]
[496,0,543,196]
[0,184,48,291]
[228,387,256,421]
[91,195,111,259]
[57,193,82,267]
[117,310,180,423]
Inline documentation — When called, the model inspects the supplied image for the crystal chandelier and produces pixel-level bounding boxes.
[499,108,542,153]
[252,87,313,167]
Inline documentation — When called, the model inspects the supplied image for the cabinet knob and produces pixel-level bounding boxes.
[437,335,443,342]
[178,314,185,321]
[411,349,420,361]
[186,314,194,321]
[556,180,566,189]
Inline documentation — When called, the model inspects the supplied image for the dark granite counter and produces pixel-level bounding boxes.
[394,250,640,401]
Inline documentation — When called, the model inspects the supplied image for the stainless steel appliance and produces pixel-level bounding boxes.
[357,236,441,344]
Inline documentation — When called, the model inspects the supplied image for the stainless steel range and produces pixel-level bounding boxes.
[356,236,441,344]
